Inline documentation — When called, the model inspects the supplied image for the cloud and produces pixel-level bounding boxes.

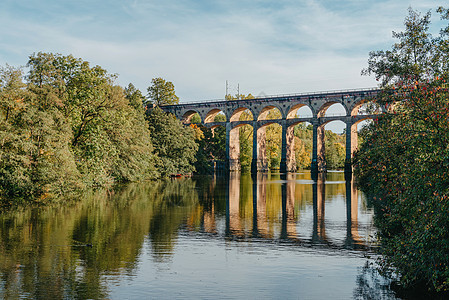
[0,0,447,102]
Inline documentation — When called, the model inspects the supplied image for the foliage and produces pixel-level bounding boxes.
[225,93,255,100]
[0,64,82,200]
[293,123,345,170]
[238,110,253,171]
[325,130,346,169]
[193,125,226,174]
[146,107,197,177]
[0,53,160,201]
[147,77,179,106]
[355,7,449,292]
[294,124,312,169]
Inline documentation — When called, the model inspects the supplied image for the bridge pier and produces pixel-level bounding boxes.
[280,120,288,173]
[226,123,241,171]
[251,122,269,173]
[311,119,326,175]
[280,121,297,173]
[344,118,358,175]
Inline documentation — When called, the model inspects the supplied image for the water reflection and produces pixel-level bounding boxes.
[312,173,326,243]
[0,172,395,299]
[221,172,372,250]
[0,180,199,298]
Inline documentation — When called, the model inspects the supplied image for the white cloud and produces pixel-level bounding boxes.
[0,0,447,102]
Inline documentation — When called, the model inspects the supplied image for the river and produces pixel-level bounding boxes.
[0,171,399,299]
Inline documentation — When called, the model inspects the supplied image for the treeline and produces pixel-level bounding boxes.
[354,7,449,293]
[0,53,348,202]
[0,53,197,201]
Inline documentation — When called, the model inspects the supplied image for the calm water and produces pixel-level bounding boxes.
[0,171,399,299]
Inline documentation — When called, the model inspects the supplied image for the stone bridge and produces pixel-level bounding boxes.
[157,88,382,174]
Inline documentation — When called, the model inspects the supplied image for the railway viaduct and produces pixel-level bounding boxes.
[157,88,381,174]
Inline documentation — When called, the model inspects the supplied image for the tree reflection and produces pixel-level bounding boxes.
[0,172,379,298]
[353,261,397,299]
[0,178,199,299]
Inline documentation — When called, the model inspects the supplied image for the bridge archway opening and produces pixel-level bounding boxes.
[348,116,377,156]
[258,106,282,121]
[318,102,347,117]
[351,101,381,116]
[230,108,254,122]
[354,119,372,133]
[259,122,282,170]
[290,122,313,170]
[191,113,202,124]
[287,104,313,119]
[320,120,347,170]
[229,123,254,171]
[182,110,202,123]
[204,109,227,123]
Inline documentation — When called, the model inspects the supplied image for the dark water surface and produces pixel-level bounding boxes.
[0,171,399,299]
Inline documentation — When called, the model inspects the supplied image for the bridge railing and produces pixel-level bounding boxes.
[167,87,380,106]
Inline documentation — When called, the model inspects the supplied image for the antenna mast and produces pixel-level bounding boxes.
[226,80,228,99]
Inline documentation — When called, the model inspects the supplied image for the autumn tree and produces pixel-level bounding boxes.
[355,7,449,292]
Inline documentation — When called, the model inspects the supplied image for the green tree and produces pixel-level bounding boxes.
[147,78,179,106]
[225,93,255,100]
[0,53,159,201]
[294,123,312,169]
[325,130,345,169]
[355,7,449,292]
[146,107,197,177]
[125,83,146,113]
[27,53,158,187]
[193,125,226,174]
[0,64,81,199]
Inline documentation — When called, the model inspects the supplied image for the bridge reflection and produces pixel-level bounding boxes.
[197,172,374,250]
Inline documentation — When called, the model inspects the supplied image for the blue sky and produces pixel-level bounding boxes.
[0,0,447,102]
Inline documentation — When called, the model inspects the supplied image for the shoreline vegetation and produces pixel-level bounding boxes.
[0,54,197,203]
[0,53,348,204]
[354,7,449,293]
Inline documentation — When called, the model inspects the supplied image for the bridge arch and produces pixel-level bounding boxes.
[287,103,313,119]
[317,101,349,117]
[227,122,254,171]
[229,107,254,122]
[256,104,284,120]
[182,110,202,123]
[204,108,227,123]
[350,100,381,116]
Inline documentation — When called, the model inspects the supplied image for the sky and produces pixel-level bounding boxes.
[0,0,447,103]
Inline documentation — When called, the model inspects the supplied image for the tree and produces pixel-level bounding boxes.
[193,124,226,174]
[362,8,434,87]
[146,107,197,177]
[125,83,146,113]
[355,7,449,292]
[0,53,160,201]
[27,53,158,187]
[147,78,179,106]
[0,64,81,199]
[225,93,255,100]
